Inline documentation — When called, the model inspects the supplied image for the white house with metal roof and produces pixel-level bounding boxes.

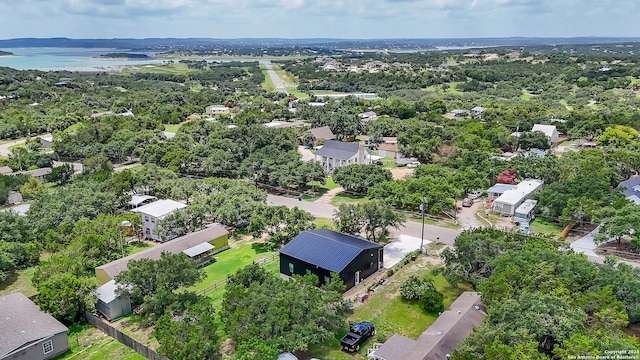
[132,199,186,241]
[492,179,544,216]
[314,140,370,173]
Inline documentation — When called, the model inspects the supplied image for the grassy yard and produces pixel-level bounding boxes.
[124,242,151,256]
[530,218,563,238]
[53,324,146,360]
[189,240,279,305]
[314,217,336,230]
[0,266,37,297]
[310,259,470,359]
[331,193,370,206]
[163,119,192,133]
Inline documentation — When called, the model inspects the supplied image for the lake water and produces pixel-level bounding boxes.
[0,47,166,71]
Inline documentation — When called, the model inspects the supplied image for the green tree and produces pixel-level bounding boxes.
[333,200,405,242]
[596,125,639,147]
[19,176,47,200]
[83,154,114,175]
[34,273,95,323]
[333,164,393,194]
[222,264,346,353]
[45,163,74,185]
[518,131,551,150]
[154,299,220,360]
[594,204,640,247]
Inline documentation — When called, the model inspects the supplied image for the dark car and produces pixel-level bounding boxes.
[340,322,376,352]
[462,198,474,207]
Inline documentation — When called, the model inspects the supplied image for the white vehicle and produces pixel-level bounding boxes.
[467,191,483,199]
[406,161,421,169]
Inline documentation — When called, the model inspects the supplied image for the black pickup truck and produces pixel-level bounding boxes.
[340,322,376,352]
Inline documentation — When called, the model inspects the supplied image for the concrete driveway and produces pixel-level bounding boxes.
[384,234,432,268]
[297,146,315,162]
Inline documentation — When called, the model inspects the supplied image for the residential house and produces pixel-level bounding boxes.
[22,168,51,181]
[617,176,640,205]
[450,109,470,119]
[492,179,544,216]
[125,194,157,209]
[89,110,134,119]
[279,229,383,291]
[307,126,336,147]
[94,280,132,322]
[262,120,305,129]
[378,143,400,159]
[40,135,53,149]
[95,225,229,285]
[51,161,83,174]
[471,106,486,118]
[0,166,12,175]
[314,140,370,173]
[132,199,187,241]
[486,183,517,201]
[205,105,230,117]
[531,124,559,144]
[371,292,486,360]
[0,293,69,360]
[161,131,176,140]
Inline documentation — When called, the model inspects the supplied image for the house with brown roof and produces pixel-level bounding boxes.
[371,292,486,360]
[95,225,229,285]
[378,143,400,159]
[0,293,69,360]
[307,126,336,147]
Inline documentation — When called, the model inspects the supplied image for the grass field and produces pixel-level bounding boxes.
[190,240,279,305]
[530,217,563,238]
[163,119,192,133]
[0,266,37,297]
[331,193,370,206]
[310,259,470,359]
[259,64,276,92]
[53,324,146,360]
[134,63,196,76]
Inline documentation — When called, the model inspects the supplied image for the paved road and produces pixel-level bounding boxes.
[0,138,26,157]
[267,194,462,246]
[264,62,288,94]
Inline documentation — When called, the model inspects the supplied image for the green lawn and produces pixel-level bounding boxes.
[331,193,370,206]
[530,218,563,238]
[53,324,146,360]
[259,64,276,92]
[163,119,192,133]
[314,217,336,230]
[310,261,470,359]
[0,266,37,298]
[124,242,151,256]
[190,241,279,304]
[135,63,196,76]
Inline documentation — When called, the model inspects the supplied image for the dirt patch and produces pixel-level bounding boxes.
[597,237,640,262]
[220,338,236,357]
[390,168,413,180]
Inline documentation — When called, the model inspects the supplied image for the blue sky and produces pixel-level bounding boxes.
[0,0,638,39]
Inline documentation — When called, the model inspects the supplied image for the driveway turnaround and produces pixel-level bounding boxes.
[384,234,431,268]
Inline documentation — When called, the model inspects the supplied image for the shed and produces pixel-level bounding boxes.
[94,280,132,322]
[126,194,157,209]
[279,229,383,291]
[7,191,23,205]
[378,143,399,159]
[40,135,53,149]
[492,179,544,216]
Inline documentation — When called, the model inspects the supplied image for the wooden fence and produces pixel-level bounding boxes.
[85,311,168,360]
[197,253,277,296]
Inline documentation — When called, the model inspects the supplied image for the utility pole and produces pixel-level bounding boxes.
[420,198,425,254]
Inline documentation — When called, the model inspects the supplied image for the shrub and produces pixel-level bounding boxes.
[419,287,445,313]
[400,275,435,300]
[386,269,394,277]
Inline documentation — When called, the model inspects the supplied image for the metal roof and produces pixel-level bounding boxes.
[515,199,538,215]
[94,279,127,303]
[182,242,214,257]
[127,194,157,207]
[531,124,557,139]
[314,140,362,160]
[618,176,640,198]
[95,225,228,283]
[131,199,186,218]
[486,183,517,194]
[0,293,69,358]
[22,167,52,177]
[493,179,544,206]
[280,229,382,273]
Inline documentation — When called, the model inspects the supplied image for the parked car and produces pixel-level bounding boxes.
[395,157,418,167]
[406,161,421,169]
[462,198,474,207]
[467,191,483,199]
[340,322,376,352]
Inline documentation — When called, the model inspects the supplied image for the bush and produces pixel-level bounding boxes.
[386,269,394,277]
[419,287,445,313]
[400,275,435,300]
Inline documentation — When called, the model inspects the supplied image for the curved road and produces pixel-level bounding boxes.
[267,194,462,246]
[0,138,26,157]
[264,62,288,94]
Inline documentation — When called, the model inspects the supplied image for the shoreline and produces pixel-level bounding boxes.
[90,56,153,61]
[0,55,18,58]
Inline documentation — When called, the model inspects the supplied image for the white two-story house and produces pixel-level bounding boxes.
[314,140,370,173]
[132,199,187,242]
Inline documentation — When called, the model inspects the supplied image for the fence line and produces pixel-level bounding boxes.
[84,312,169,360]
[197,253,277,296]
